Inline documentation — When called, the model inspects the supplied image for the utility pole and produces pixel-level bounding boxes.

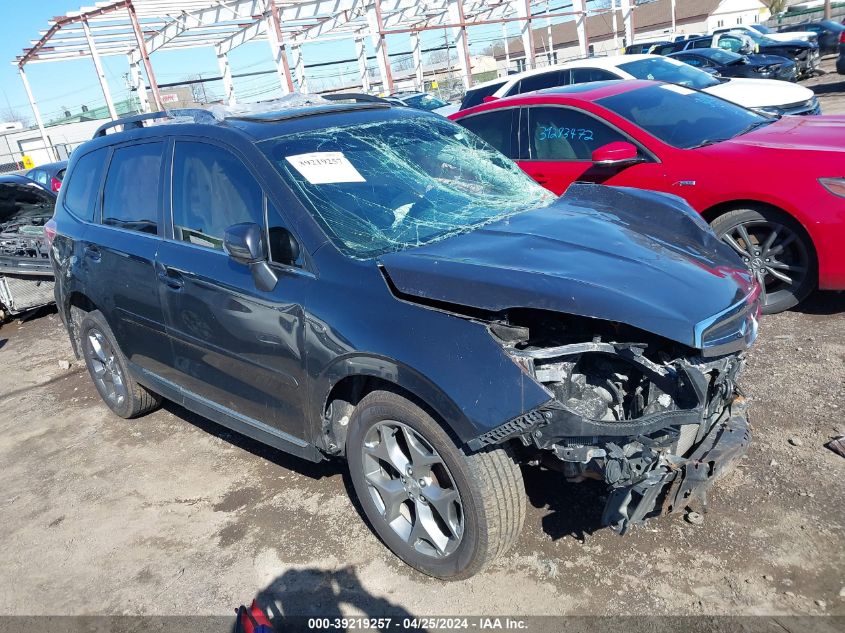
[824,0,832,19]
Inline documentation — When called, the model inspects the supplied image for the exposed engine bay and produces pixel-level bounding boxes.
[477,310,752,535]
[0,181,55,320]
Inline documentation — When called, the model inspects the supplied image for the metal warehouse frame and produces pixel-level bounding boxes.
[14,0,637,161]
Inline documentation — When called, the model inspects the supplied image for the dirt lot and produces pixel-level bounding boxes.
[0,287,842,619]
[0,61,843,622]
[803,58,845,114]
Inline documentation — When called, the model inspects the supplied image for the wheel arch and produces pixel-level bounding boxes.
[63,291,100,358]
[701,199,819,273]
[317,355,475,456]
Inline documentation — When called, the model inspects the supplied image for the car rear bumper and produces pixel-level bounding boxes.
[602,399,751,534]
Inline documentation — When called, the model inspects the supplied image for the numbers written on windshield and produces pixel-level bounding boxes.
[538,125,595,142]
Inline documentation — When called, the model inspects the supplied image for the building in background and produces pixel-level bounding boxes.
[494,0,771,75]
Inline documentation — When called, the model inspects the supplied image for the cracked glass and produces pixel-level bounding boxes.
[260,115,555,259]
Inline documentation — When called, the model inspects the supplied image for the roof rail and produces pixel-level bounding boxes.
[93,109,217,138]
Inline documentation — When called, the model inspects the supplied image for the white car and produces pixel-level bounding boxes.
[462,54,818,116]
[715,24,818,45]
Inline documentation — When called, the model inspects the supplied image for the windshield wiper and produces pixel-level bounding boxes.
[737,119,777,135]
[688,137,730,149]
[689,119,775,149]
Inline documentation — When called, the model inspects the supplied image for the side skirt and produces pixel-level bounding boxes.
[128,362,324,463]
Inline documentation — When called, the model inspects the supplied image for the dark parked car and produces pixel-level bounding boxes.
[0,175,55,320]
[668,48,797,81]
[49,105,758,579]
[25,160,67,193]
[671,33,820,76]
[624,40,672,55]
[838,28,845,74]
[779,20,845,56]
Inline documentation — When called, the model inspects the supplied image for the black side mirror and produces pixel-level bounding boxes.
[223,222,278,292]
[268,226,301,267]
[224,222,266,264]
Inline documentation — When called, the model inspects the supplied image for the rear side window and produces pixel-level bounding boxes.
[513,70,566,95]
[171,141,263,251]
[457,109,519,159]
[460,81,506,110]
[102,143,163,234]
[569,68,619,84]
[63,148,108,222]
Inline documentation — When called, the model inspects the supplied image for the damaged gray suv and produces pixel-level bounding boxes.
[49,101,758,579]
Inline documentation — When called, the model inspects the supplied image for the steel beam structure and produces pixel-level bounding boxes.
[448,0,473,89]
[573,0,589,58]
[516,0,535,70]
[216,51,237,104]
[18,67,56,162]
[410,30,423,91]
[356,36,371,92]
[367,0,394,94]
[126,0,163,111]
[621,0,634,48]
[127,55,151,112]
[81,19,118,121]
[265,0,296,93]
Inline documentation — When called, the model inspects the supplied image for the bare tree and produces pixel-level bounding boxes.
[0,106,31,127]
[762,0,789,15]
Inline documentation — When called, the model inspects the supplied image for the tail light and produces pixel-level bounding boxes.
[840,31,845,44]
[44,218,57,246]
[50,176,62,192]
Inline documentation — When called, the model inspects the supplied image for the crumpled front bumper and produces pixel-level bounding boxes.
[601,399,751,535]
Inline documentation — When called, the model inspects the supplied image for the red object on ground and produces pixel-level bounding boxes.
[236,600,274,633]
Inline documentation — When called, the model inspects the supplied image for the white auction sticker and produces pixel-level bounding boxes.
[285,151,365,184]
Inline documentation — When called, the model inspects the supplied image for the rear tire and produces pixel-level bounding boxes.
[710,207,816,314]
[347,390,525,580]
[79,310,162,419]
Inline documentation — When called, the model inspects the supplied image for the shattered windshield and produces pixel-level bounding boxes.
[261,114,554,259]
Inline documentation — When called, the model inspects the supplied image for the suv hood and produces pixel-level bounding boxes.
[379,184,755,350]
[719,115,845,153]
[704,77,814,108]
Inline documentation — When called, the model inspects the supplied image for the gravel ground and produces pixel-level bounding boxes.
[803,58,845,115]
[0,289,842,619]
[0,59,842,623]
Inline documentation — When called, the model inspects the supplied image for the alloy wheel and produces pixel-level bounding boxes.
[719,220,809,307]
[361,421,464,558]
[86,328,127,408]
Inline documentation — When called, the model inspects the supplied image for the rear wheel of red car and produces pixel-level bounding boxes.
[711,207,816,314]
[346,390,526,580]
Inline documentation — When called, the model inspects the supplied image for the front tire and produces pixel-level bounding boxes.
[710,207,816,314]
[347,390,525,580]
[79,310,162,419]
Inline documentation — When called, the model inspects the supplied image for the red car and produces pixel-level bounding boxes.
[450,80,845,313]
